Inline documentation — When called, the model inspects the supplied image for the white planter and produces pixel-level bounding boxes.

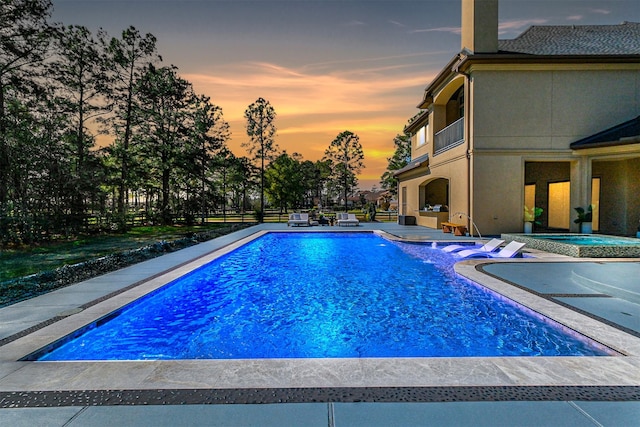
[580,222,593,234]
[523,221,533,234]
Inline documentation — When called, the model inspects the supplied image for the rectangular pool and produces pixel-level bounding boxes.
[30,232,611,360]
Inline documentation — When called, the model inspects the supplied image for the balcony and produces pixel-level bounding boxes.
[434,117,464,155]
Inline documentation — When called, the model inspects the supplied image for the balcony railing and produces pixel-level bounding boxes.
[434,117,464,155]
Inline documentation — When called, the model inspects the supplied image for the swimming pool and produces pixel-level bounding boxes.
[32,232,610,360]
[502,233,640,257]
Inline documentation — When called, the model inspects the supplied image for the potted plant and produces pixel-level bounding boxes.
[574,205,593,234]
[523,206,543,234]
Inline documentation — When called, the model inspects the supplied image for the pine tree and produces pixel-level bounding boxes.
[100,26,160,228]
[243,97,277,221]
[323,131,365,212]
[380,132,411,196]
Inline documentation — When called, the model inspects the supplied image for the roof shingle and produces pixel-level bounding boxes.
[498,22,640,55]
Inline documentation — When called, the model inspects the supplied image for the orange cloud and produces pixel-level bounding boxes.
[183,60,439,189]
[184,61,428,121]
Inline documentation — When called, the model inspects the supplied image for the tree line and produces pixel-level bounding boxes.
[0,0,369,246]
[379,132,411,197]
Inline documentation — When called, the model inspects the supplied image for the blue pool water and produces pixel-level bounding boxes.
[36,233,609,360]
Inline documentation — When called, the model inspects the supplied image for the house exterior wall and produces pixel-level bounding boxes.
[471,153,522,235]
[467,63,640,235]
[398,62,640,235]
[471,66,640,150]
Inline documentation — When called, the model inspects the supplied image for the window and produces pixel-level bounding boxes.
[524,184,536,212]
[547,178,600,230]
[591,177,600,231]
[548,181,570,229]
[417,125,427,146]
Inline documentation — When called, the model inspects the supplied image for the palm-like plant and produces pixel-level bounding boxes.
[524,206,543,224]
[574,205,593,224]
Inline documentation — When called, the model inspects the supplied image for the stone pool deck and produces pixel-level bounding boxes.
[1,223,639,426]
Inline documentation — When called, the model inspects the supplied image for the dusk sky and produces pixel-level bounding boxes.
[51,0,640,190]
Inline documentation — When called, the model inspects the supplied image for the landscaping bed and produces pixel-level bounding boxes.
[0,223,252,307]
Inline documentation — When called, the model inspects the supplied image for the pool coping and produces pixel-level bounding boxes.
[1,228,639,405]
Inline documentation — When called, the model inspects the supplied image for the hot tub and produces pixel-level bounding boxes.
[501,233,640,258]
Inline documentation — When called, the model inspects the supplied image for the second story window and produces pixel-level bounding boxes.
[417,125,427,146]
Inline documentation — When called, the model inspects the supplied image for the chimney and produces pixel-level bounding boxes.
[461,0,499,53]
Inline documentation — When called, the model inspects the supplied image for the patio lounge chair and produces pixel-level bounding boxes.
[441,238,504,253]
[455,241,526,259]
[337,213,359,226]
[287,213,310,227]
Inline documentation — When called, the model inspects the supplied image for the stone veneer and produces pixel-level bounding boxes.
[501,233,640,258]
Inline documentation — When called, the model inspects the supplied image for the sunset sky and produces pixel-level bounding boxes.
[51,0,640,190]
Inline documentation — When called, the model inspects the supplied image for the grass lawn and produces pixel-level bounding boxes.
[0,224,232,282]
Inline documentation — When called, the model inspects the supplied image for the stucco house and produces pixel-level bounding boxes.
[396,0,640,236]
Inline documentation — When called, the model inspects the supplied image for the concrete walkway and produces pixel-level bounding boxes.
[3,400,640,426]
[1,223,639,426]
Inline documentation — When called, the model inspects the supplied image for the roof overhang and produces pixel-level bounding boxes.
[570,116,640,150]
[416,51,640,110]
[417,53,467,109]
[393,153,429,177]
[404,111,429,135]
